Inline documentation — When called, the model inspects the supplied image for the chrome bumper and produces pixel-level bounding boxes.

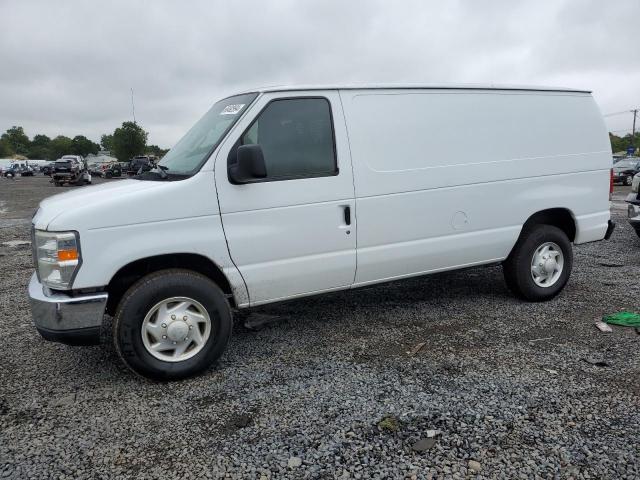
[28,273,108,345]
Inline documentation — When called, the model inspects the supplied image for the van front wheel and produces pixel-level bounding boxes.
[113,269,232,380]
[503,225,573,301]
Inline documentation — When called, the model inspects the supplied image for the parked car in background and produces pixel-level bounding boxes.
[28,84,614,379]
[102,162,122,178]
[41,163,55,176]
[627,174,640,238]
[52,155,91,186]
[2,164,18,177]
[126,155,155,175]
[3,162,34,176]
[612,158,640,186]
[89,162,122,178]
[87,162,101,176]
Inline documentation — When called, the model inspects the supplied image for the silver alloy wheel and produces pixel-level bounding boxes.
[141,296,212,362]
[530,242,564,287]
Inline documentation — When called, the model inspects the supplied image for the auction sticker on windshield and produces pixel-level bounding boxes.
[220,104,245,115]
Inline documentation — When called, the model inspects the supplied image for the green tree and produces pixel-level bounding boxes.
[146,144,169,158]
[49,135,74,159]
[31,134,51,147]
[1,126,30,155]
[100,133,114,151]
[610,132,640,154]
[27,134,52,159]
[111,122,148,161]
[0,137,14,157]
[71,135,99,157]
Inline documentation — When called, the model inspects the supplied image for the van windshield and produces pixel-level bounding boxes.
[157,93,258,176]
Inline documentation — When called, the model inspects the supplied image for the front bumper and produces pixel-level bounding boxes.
[28,273,107,345]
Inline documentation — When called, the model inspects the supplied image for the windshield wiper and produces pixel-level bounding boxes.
[155,164,169,179]
[139,164,169,179]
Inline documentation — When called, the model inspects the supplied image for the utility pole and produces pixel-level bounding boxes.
[131,88,136,124]
[632,109,637,151]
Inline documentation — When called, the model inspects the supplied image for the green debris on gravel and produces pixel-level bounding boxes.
[377,415,400,432]
[603,311,640,327]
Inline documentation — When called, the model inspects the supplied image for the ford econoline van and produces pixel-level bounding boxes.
[28,84,615,379]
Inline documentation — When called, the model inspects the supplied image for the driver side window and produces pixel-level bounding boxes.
[240,97,337,181]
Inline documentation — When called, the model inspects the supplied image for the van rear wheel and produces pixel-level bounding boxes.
[503,225,573,301]
[113,269,232,380]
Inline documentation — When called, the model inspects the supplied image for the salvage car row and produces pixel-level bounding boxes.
[1,155,158,179]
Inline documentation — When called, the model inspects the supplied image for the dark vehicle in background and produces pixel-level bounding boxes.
[3,162,33,177]
[52,155,92,187]
[102,162,122,178]
[627,174,640,238]
[41,163,55,176]
[90,162,123,178]
[2,165,18,177]
[126,155,155,175]
[612,158,640,186]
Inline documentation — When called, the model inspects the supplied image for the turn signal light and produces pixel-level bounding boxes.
[58,249,79,261]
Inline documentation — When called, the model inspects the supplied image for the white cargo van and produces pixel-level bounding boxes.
[29,84,615,379]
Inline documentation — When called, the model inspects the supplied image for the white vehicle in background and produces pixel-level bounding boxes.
[29,84,614,379]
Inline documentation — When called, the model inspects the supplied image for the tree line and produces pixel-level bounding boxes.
[0,122,168,162]
[2,122,637,161]
[609,132,639,154]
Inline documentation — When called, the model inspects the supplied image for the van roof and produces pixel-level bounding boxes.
[238,83,591,94]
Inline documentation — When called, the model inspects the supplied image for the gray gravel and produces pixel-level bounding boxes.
[1,176,639,479]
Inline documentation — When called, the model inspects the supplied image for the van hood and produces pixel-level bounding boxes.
[33,180,166,230]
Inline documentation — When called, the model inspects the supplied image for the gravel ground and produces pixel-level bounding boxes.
[1,175,639,479]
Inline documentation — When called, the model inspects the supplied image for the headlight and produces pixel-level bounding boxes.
[632,174,640,193]
[33,230,81,290]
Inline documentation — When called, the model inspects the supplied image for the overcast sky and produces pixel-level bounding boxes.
[1,0,639,148]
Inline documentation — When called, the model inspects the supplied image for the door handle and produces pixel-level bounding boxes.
[343,205,351,225]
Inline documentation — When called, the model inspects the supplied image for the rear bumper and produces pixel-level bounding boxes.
[28,273,107,345]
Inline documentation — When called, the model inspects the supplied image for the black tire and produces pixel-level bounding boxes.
[503,224,573,302]
[113,269,232,380]
[105,172,112,178]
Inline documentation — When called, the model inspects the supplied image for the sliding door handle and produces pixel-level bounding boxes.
[343,205,351,225]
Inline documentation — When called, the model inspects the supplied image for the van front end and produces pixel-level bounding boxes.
[28,226,108,345]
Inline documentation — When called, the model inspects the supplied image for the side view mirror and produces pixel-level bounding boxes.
[229,144,267,184]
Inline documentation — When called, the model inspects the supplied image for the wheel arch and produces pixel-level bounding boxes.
[105,253,235,315]
[521,208,577,242]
